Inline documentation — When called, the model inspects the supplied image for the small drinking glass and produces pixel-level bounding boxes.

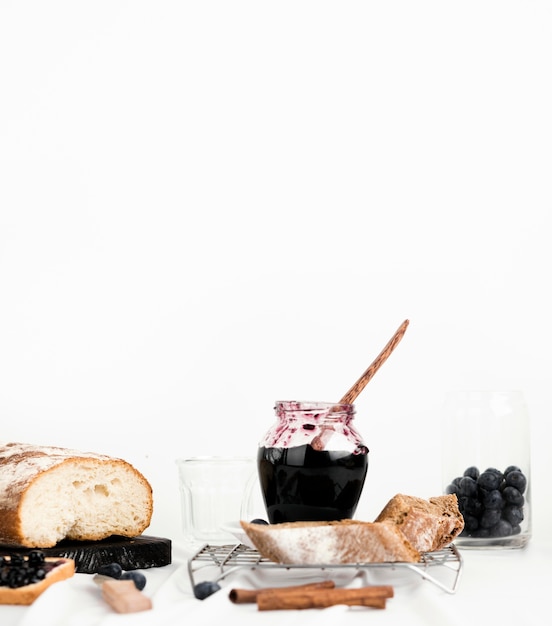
[176,456,259,546]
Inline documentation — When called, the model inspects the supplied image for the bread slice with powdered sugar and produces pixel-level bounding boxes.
[241,493,464,565]
[240,519,421,564]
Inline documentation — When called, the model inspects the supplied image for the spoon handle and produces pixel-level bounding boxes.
[339,319,409,405]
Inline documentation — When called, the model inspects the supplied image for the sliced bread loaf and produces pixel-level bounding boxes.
[0,442,153,548]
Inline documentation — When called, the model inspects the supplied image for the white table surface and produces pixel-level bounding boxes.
[3,535,551,626]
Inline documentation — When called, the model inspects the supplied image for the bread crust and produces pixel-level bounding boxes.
[374,493,464,552]
[0,556,75,605]
[240,519,421,564]
[0,442,153,548]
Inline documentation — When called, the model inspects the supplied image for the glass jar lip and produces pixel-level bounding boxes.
[175,456,255,465]
[275,400,354,412]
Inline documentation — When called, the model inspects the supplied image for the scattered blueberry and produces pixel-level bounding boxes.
[97,562,123,579]
[193,580,221,600]
[447,465,528,539]
[120,571,147,591]
[250,518,269,525]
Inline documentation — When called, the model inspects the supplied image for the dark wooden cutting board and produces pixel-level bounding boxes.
[1,535,172,574]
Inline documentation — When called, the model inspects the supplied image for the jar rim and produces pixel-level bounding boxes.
[275,400,354,412]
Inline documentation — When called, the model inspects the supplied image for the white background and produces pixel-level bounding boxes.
[1,1,550,543]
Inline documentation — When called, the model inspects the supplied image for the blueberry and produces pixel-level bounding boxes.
[97,563,123,579]
[480,508,501,529]
[481,489,503,509]
[446,483,458,495]
[33,568,46,581]
[504,465,521,475]
[502,486,524,506]
[463,514,479,531]
[490,519,513,537]
[193,581,221,600]
[250,518,269,525]
[459,495,482,517]
[478,470,502,491]
[503,505,524,526]
[463,466,480,480]
[120,571,147,591]
[7,568,25,587]
[505,470,527,494]
[27,551,45,566]
[458,476,478,497]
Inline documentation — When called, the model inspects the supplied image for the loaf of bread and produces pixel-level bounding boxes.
[0,555,75,605]
[240,519,421,564]
[0,442,153,548]
[374,493,464,552]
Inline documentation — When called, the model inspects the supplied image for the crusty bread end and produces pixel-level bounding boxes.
[374,493,464,552]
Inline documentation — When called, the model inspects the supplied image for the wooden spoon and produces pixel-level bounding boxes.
[311,319,410,450]
[339,318,410,405]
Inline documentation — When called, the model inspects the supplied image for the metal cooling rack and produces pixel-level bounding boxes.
[187,542,463,594]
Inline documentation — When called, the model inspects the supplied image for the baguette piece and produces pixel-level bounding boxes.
[0,555,75,605]
[374,493,464,552]
[240,519,421,564]
[0,442,153,548]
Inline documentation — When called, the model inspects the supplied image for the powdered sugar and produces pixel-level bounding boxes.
[0,442,114,507]
[264,525,342,564]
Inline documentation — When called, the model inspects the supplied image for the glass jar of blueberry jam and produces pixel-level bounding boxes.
[257,400,369,524]
[441,390,532,549]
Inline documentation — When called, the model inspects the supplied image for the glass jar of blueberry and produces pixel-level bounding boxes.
[441,390,531,549]
[257,400,369,524]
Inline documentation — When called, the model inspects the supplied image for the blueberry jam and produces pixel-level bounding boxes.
[0,551,59,589]
[258,443,368,523]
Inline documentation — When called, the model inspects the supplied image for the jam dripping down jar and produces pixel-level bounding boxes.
[257,400,369,524]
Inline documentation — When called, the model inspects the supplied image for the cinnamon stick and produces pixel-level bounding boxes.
[256,585,394,611]
[229,580,335,604]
